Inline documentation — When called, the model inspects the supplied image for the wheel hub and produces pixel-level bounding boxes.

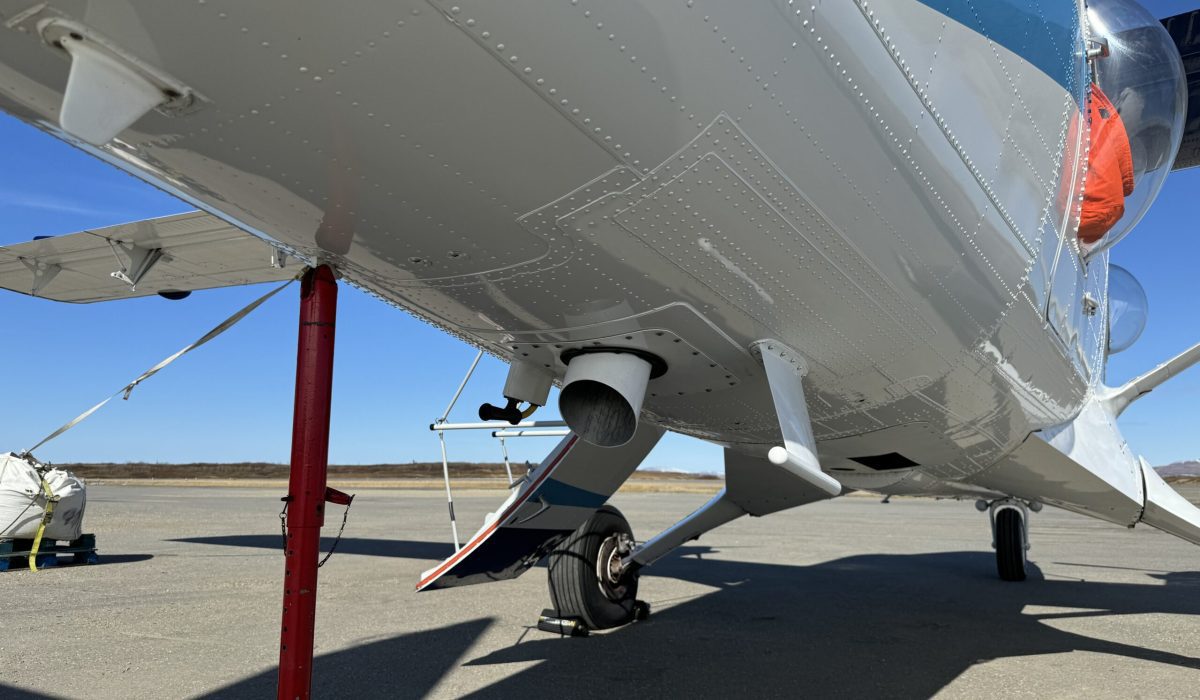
[596,532,634,601]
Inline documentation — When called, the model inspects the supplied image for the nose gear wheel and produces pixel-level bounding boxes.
[547,505,642,630]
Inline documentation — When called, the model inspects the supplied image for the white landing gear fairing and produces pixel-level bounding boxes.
[416,423,662,591]
[628,449,839,571]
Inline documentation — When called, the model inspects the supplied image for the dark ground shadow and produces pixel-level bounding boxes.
[91,553,155,566]
[170,535,453,561]
[187,546,1199,698]
[3,553,153,572]
[460,548,1200,698]
[202,618,492,699]
[0,684,61,699]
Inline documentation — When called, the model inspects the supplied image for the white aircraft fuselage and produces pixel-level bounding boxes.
[0,0,1192,531]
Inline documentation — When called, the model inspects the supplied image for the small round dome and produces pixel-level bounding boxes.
[1107,264,1149,354]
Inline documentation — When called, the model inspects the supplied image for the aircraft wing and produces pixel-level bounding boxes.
[0,211,293,303]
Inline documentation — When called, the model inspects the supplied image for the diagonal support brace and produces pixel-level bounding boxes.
[18,259,61,297]
[752,340,842,497]
[108,241,164,291]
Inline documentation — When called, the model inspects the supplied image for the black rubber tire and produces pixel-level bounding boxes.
[547,505,639,630]
[995,508,1027,582]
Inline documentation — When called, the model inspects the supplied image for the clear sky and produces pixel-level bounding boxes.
[1,3,1197,471]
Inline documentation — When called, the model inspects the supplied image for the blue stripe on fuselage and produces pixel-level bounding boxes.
[914,0,1082,96]
[536,478,609,509]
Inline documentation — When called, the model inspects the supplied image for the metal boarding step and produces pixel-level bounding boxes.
[428,350,569,550]
[416,352,668,591]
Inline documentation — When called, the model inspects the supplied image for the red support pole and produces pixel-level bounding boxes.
[278,265,338,700]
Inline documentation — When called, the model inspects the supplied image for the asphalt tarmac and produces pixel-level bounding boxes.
[2,485,1198,699]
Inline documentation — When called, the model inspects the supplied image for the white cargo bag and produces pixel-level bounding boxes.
[0,452,87,541]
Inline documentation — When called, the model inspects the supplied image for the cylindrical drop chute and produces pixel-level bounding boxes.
[559,352,653,447]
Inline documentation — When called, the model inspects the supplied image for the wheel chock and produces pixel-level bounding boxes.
[536,600,650,637]
[537,610,590,637]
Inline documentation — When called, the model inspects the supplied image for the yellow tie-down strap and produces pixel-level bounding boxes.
[29,478,59,572]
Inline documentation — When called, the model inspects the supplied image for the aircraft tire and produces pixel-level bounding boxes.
[547,505,639,630]
[995,507,1027,581]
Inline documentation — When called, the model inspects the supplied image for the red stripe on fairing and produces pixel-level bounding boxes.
[415,435,580,590]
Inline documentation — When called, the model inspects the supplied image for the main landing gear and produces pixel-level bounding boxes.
[542,505,650,635]
[976,497,1041,581]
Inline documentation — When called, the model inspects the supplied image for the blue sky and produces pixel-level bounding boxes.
[1,4,1198,471]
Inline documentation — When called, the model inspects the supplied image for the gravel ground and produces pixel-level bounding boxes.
[1,485,1198,699]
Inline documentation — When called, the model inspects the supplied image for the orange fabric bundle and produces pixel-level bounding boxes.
[1078,83,1135,243]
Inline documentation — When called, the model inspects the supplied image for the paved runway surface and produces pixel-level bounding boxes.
[3,485,1199,699]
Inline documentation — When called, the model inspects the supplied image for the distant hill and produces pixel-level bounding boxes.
[56,461,720,481]
[1157,461,1200,477]
[56,459,1197,484]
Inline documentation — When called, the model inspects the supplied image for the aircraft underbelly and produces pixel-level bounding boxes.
[0,0,1089,480]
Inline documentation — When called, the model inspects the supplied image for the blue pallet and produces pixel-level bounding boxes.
[0,534,98,571]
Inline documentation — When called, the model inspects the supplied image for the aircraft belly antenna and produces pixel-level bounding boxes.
[34,19,205,146]
[752,340,842,497]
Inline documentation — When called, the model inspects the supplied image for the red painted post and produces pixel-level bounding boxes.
[278,265,338,700]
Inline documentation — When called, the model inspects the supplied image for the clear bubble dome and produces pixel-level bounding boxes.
[1086,0,1187,253]
[1107,264,1148,354]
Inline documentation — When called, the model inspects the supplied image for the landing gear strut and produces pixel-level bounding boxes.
[977,498,1040,581]
[544,505,649,632]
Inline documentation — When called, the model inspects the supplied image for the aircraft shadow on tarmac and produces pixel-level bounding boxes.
[202,618,495,700]
[169,535,454,561]
[0,553,154,575]
[186,544,1199,699]
[91,553,155,566]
